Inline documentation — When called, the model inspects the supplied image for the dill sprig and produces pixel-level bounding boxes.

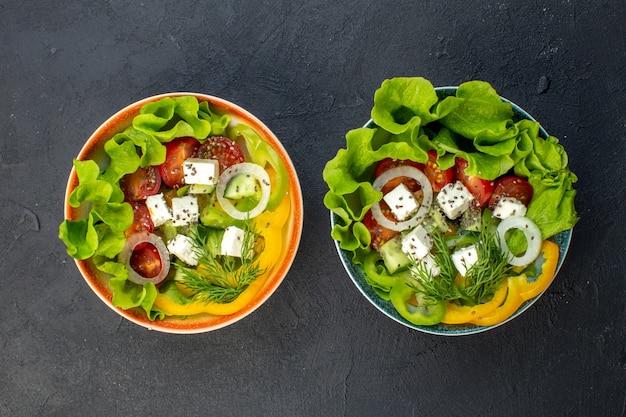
[457,227,513,304]
[175,220,267,304]
[408,226,513,306]
[408,228,458,304]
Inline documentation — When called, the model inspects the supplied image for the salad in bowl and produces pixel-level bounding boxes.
[60,93,303,333]
[324,77,578,335]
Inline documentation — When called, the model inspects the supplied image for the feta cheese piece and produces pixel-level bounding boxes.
[171,195,199,227]
[145,193,172,227]
[167,234,199,266]
[436,181,474,220]
[492,197,527,219]
[383,183,419,221]
[221,226,245,257]
[421,254,441,277]
[451,245,479,277]
[183,158,219,186]
[401,225,433,261]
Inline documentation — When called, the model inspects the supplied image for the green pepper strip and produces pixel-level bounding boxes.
[390,277,446,326]
[231,123,289,211]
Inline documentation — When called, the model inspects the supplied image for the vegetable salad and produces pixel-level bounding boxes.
[324,77,578,328]
[60,96,292,321]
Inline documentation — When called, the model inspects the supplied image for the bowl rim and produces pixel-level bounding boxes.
[64,92,304,334]
[329,86,573,336]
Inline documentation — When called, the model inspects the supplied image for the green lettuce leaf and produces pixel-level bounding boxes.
[371,77,462,134]
[132,96,230,142]
[60,159,133,260]
[525,169,579,239]
[440,80,514,139]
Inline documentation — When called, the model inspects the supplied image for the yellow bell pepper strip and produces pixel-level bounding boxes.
[154,193,291,317]
[253,192,291,273]
[440,279,508,324]
[469,240,560,326]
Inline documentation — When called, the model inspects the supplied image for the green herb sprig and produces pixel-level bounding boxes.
[409,226,513,306]
[175,221,267,304]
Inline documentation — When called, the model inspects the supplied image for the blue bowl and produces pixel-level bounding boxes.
[330,87,573,336]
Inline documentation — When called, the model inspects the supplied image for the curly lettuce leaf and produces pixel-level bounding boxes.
[132,96,229,142]
[58,218,98,260]
[372,77,462,134]
[59,159,133,260]
[96,258,164,321]
[525,169,579,239]
[440,80,514,139]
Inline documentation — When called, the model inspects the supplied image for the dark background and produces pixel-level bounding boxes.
[1,1,624,416]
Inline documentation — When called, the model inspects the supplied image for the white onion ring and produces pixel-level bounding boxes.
[370,165,433,231]
[497,216,542,267]
[119,232,171,285]
[216,162,271,220]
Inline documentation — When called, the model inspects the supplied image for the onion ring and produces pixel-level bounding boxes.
[370,165,433,231]
[216,162,271,220]
[497,216,542,267]
[119,232,171,285]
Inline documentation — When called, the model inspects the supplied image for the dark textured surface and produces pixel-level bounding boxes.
[1,1,624,416]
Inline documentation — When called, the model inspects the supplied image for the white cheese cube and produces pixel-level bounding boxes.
[221,226,245,257]
[421,254,441,277]
[451,245,479,277]
[383,183,419,221]
[167,234,199,266]
[401,225,433,261]
[436,181,474,220]
[145,193,172,227]
[171,195,199,227]
[492,197,527,219]
[183,158,219,186]
[412,254,441,278]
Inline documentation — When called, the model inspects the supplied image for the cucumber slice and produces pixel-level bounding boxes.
[379,236,411,274]
[223,173,259,199]
[188,184,215,194]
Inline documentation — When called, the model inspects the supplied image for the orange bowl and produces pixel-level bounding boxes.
[64,93,303,333]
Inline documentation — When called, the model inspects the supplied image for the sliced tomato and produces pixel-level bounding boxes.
[193,136,245,172]
[454,158,495,208]
[488,176,534,210]
[423,150,453,192]
[362,209,399,251]
[375,158,425,194]
[158,137,200,188]
[129,242,163,279]
[120,165,161,201]
[125,202,154,238]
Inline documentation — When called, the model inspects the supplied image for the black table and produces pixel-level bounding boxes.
[1,1,624,416]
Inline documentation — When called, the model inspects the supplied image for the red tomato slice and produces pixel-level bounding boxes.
[120,165,162,201]
[374,158,425,194]
[125,202,154,238]
[193,136,245,172]
[488,176,534,210]
[362,209,399,251]
[158,138,200,188]
[129,242,163,279]
[423,150,453,192]
[454,158,495,208]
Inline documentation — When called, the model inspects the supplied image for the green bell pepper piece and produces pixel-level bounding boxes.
[390,277,446,326]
